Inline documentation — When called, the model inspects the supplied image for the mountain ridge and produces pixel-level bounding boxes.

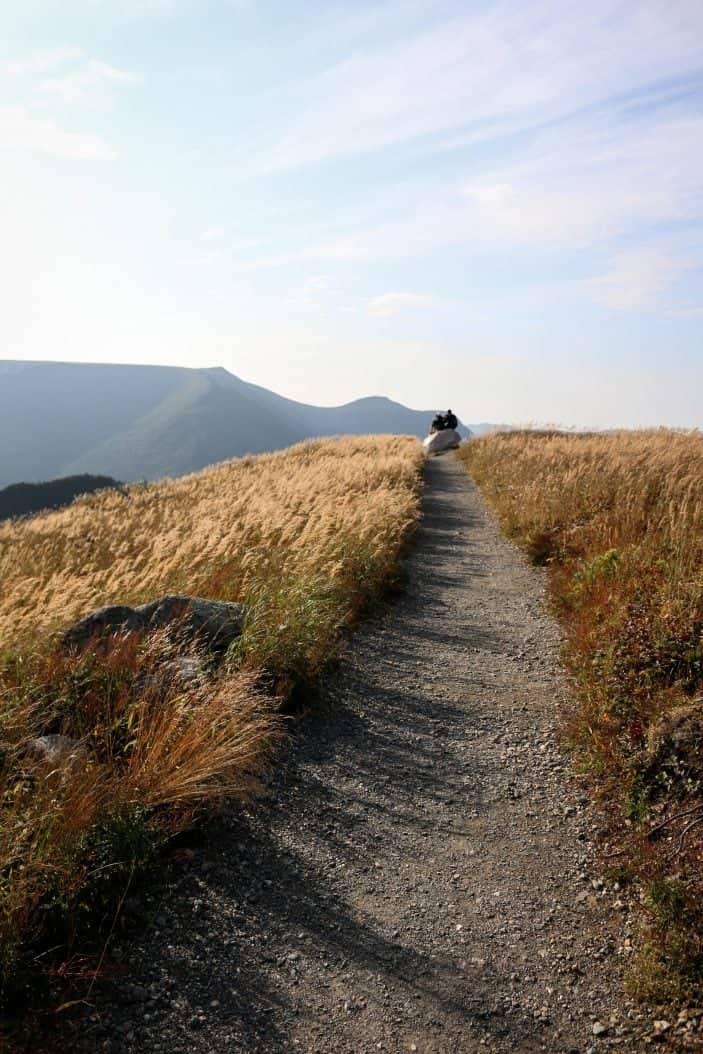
[0,360,478,487]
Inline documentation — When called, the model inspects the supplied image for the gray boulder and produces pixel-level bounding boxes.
[62,594,246,653]
[648,700,703,787]
[138,654,206,695]
[28,734,84,763]
[168,655,206,685]
[62,604,143,650]
[136,595,246,649]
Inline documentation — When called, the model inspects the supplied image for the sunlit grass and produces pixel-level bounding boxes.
[0,435,423,1003]
[458,429,703,1000]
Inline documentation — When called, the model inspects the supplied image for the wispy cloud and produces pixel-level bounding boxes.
[113,0,177,12]
[290,102,703,267]
[1,48,83,78]
[0,49,138,160]
[368,293,431,317]
[263,1,703,170]
[0,105,115,160]
[42,59,140,104]
[201,227,226,243]
[463,181,678,247]
[3,48,139,105]
[286,274,334,307]
[18,0,179,14]
[587,251,688,311]
[187,237,263,268]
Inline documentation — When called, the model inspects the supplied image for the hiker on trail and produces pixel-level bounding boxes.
[445,409,458,430]
[431,412,446,433]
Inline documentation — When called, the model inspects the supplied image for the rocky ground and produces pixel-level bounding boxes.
[65,455,697,1053]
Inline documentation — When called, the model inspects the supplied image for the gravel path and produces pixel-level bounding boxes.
[73,455,655,1053]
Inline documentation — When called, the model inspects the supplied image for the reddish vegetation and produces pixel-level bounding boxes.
[458,430,703,1000]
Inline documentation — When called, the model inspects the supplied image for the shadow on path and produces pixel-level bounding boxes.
[72,454,587,1054]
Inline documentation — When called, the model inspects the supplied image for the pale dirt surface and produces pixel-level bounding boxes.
[68,455,665,1053]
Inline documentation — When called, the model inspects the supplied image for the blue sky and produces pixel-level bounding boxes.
[2,0,702,427]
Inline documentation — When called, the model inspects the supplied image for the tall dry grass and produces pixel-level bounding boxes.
[1,436,422,653]
[458,430,703,999]
[0,436,423,1005]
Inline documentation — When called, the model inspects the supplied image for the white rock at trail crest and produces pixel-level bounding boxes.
[422,428,461,454]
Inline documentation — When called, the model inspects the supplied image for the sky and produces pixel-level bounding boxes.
[2,0,703,428]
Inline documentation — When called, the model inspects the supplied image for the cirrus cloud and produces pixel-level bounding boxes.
[0,105,115,160]
[587,251,688,311]
[42,59,140,104]
[262,0,703,171]
[368,293,432,317]
[1,48,83,78]
[463,182,679,247]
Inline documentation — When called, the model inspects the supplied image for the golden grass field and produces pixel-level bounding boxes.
[0,436,422,652]
[458,430,703,998]
[0,436,423,1004]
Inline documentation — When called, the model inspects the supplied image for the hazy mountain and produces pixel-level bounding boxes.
[0,361,474,487]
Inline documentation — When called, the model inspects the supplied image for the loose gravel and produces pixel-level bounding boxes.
[68,455,676,1053]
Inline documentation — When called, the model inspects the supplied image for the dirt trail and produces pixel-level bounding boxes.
[74,455,647,1053]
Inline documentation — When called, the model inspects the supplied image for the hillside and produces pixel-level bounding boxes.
[0,474,121,522]
[0,361,472,488]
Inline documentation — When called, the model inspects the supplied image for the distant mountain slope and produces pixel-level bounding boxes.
[0,361,474,487]
[0,361,187,486]
[0,474,121,522]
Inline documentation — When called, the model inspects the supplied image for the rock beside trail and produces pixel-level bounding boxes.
[136,596,246,649]
[63,595,246,653]
[648,699,703,787]
[422,428,461,454]
[138,654,208,695]
[63,604,142,646]
[27,734,84,762]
